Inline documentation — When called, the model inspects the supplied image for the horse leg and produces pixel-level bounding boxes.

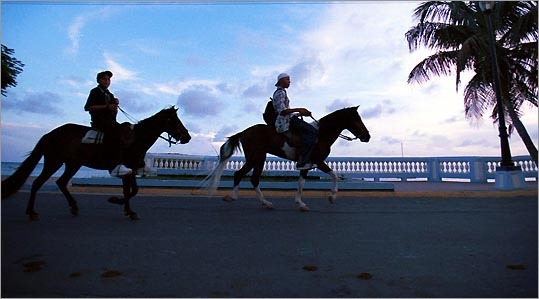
[316,162,338,203]
[122,175,139,220]
[223,161,253,202]
[251,162,273,209]
[26,160,62,220]
[295,170,310,212]
[56,163,82,216]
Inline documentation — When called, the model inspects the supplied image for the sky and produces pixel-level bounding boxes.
[1,0,537,162]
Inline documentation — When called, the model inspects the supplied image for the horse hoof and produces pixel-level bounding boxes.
[27,212,40,221]
[108,197,126,205]
[328,196,336,204]
[299,205,310,212]
[129,213,140,220]
[264,202,274,210]
[71,208,79,216]
[223,195,236,202]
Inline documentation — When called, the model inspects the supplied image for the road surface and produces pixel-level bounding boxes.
[2,190,537,297]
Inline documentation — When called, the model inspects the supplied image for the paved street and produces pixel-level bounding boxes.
[2,190,537,297]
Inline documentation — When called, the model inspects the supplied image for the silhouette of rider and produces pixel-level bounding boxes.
[84,71,132,177]
[272,73,318,170]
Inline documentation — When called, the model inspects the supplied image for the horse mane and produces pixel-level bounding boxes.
[319,107,357,123]
[136,106,176,126]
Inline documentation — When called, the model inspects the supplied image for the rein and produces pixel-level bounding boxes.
[308,116,358,141]
[118,106,178,147]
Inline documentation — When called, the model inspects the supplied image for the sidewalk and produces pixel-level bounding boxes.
[5,175,537,198]
[64,178,539,198]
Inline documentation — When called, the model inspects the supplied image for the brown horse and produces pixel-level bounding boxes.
[202,106,370,211]
[1,106,191,220]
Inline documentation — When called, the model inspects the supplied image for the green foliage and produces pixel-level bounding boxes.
[406,1,537,120]
[1,45,25,96]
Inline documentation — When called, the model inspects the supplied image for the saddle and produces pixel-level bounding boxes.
[262,98,321,150]
[81,130,104,144]
[81,123,135,145]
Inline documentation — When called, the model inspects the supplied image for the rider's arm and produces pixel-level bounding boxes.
[85,104,115,112]
[273,89,311,117]
[84,89,119,112]
[280,108,311,116]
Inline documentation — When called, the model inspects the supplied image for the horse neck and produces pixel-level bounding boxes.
[318,112,349,145]
[133,116,166,151]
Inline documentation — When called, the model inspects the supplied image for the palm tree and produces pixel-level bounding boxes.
[405,1,538,164]
[1,45,25,97]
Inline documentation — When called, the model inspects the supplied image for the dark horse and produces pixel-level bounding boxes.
[203,106,370,211]
[1,106,191,220]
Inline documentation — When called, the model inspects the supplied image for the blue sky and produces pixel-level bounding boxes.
[2,1,537,162]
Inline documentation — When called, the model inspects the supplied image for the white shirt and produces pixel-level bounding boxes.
[272,87,290,133]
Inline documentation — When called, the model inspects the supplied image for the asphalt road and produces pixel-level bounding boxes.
[2,191,537,297]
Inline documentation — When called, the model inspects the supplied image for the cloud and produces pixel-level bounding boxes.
[442,115,462,124]
[212,125,239,142]
[2,92,63,115]
[103,53,139,82]
[66,7,117,55]
[326,99,352,112]
[381,136,401,144]
[67,15,86,54]
[242,83,267,99]
[362,99,397,119]
[362,104,383,119]
[176,85,224,117]
[114,90,156,114]
[61,75,92,90]
[216,83,237,95]
[1,122,52,161]
[288,57,326,92]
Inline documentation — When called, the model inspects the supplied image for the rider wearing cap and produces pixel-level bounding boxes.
[84,71,132,177]
[272,73,318,170]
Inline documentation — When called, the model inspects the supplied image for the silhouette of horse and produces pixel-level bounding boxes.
[1,106,191,220]
[203,106,370,211]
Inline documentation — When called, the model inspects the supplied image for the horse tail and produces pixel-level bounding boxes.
[219,132,242,162]
[2,136,46,199]
[198,132,243,194]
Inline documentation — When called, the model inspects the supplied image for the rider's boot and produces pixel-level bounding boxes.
[109,164,132,177]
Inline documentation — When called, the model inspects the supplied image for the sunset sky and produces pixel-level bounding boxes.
[2,0,537,162]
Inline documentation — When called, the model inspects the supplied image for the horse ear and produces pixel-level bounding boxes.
[354,105,360,110]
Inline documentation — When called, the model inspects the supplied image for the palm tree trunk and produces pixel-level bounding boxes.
[503,98,538,165]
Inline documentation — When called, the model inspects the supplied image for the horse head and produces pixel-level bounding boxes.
[343,106,370,142]
[160,106,191,144]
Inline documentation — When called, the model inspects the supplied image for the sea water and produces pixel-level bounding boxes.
[1,162,109,178]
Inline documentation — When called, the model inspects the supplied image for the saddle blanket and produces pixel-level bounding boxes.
[81,130,104,144]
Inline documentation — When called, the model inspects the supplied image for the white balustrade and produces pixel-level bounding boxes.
[146,153,537,183]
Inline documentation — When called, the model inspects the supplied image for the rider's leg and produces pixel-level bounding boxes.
[104,122,132,177]
[290,117,318,169]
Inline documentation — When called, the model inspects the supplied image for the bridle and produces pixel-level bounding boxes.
[119,106,180,147]
[308,115,361,141]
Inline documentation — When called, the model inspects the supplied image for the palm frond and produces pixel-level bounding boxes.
[407,51,458,84]
[498,1,538,46]
[463,73,496,120]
